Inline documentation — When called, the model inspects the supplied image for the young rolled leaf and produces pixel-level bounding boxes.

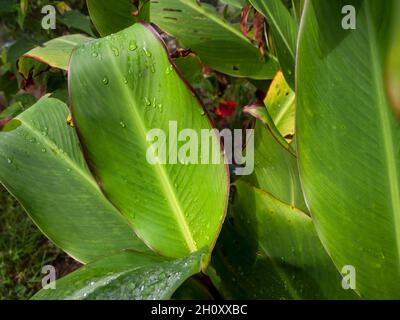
[23,34,92,70]
[69,23,229,259]
[0,96,148,263]
[32,249,205,300]
[297,0,400,298]
[212,180,357,299]
[249,0,298,88]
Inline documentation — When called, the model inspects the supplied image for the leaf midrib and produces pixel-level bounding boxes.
[20,119,99,191]
[107,41,197,253]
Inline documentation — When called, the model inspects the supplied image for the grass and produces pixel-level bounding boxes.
[0,184,79,300]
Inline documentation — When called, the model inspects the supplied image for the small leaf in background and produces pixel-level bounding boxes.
[55,1,71,15]
[263,70,295,142]
[151,0,278,79]
[249,0,298,88]
[16,0,28,29]
[173,53,203,86]
[23,34,93,71]
[58,10,95,37]
[32,249,206,300]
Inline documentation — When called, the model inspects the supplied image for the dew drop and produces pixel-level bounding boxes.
[41,148,47,153]
[102,77,109,85]
[123,77,128,84]
[200,110,205,116]
[144,97,151,106]
[150,64,155,73]
[143,47,152,57]
[92,52,98,58]
[119,121,126,128]
[7,158,12,164]
[111,47,119,56]
[129,40,138,51]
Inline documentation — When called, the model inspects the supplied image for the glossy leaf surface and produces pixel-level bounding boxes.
[297,0,400,298]
[0,96,148,263]
[69,23,229,259]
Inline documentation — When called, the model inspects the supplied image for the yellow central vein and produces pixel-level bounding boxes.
[366,5,400,264]
[108,43,197,252]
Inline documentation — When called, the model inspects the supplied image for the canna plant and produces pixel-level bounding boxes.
[0,0,399,300]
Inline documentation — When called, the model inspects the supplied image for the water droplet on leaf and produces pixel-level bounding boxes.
[129,40,138,51]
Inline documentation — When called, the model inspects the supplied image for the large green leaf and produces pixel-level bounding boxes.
[33,249,205,300]
[297,0,400,298]
[212,180,356,299]
[69,23,229,260]
[151,0,278,79]
[0,96,147,263]
[249,0,297,87]
[23,34,92,70]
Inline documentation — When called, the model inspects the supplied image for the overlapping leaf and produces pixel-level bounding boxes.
[0,96,148,263]
[23,34,92,70]
[212,180,356,299]
[33,249,205,300]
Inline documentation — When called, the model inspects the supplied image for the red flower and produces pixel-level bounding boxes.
[215,100,237,118]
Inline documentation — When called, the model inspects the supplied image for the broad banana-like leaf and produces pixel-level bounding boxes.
[69,23,229,259]
[23,34,92,70]
[32,249,205,300]
[242,114,306,212]
[249,0,297,87]
[297,0,400,298]
[0,96,148,263]
[212,180,357,299]
[87,0,149,36]
[151,0,278,79]
[264,70,295,142]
